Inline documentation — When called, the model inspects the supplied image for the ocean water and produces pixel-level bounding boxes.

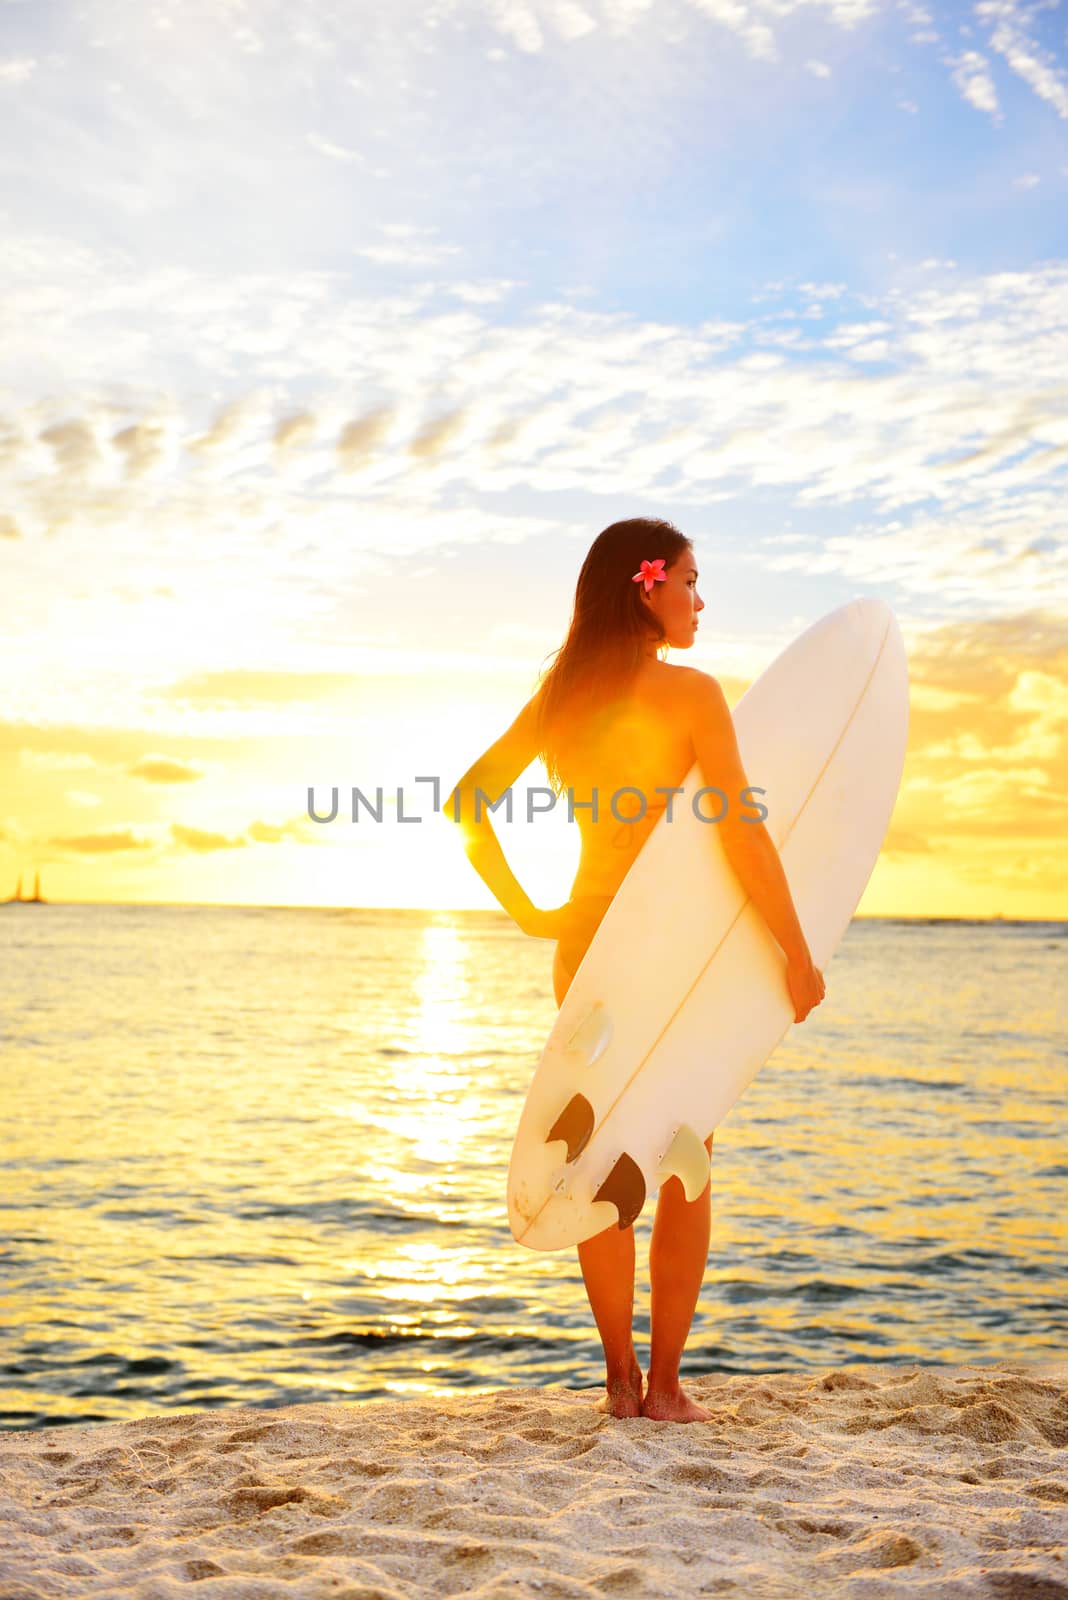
[1,904,1064,1431]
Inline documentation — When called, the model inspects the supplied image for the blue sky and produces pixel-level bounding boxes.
[1,0,1066,913]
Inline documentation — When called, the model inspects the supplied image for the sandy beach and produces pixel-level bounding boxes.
[1,1364,1065,1599]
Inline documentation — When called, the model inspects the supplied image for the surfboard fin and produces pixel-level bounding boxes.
[593,1152,646,1230]
[564,1002,613,1066]
[656,1125,711,1202]
[545,1093,595,1163]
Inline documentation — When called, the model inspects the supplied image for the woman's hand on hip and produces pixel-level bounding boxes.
[521,903,573,940]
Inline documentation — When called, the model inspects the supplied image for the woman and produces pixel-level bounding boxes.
[447,517,825,1422]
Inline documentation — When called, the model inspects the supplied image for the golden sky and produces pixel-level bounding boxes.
[3,601,1066,917]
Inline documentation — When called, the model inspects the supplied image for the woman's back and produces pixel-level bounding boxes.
[559,658,696,900]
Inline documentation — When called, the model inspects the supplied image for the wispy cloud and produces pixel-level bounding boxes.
[306,132,366,164]
[948,49,1001,121]
[10,261,1068,502]
[49,827,153,854]
[5,252,1065,630]
[247,816,309,844]
[975,0,1068,119]
[128,757,205,785]
[170,823,247,853]
[0,57,36,84]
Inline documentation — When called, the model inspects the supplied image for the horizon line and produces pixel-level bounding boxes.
[0,898,1063,923]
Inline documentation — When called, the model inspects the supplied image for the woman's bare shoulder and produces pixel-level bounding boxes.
[641,662,732,735]
[643,660,721,699]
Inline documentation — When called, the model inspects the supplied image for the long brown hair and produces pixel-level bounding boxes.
[535,517,692,795]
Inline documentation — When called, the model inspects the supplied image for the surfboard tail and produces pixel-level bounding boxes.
[545,1093,595,1163]
[565,1002,613,1065]
[592,1152,646,1230]
[656,1124,712,1201]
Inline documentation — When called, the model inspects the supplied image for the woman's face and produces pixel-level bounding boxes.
[642,548,705,648]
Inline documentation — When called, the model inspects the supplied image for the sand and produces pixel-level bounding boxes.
[1,1364,1066,1599]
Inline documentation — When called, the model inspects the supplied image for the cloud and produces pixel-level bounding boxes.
[247,816,309,843]
[112,419,171,479]
[896,0,939,44]
[170,823,247,853]
[447,282,522,306]
[891,609,1068,843]
[128,757,205,784]
[881,826,934,855]
[2,0,1066,736]
[975,0,1068,120]
[947,50,1001,121]
[909,683,982,712]
[50,827,153,853]
[410,408,469,461]
[38,418,101,477]
[0,723,294,798]
[686,0,776,61]
[355,224,464,269]
[466,0,889,69]
[8,252,1066,532]
[0,59,35,84]
[274,412,318,453]
[306,132,366,165]
[486,1,546,54]
[2,254,1065,679]
[187,397,269,456]
[1004,669,1068,759]
[338,409,394,467]
[950,764,1054,799]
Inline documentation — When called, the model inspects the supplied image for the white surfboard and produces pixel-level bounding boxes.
[507,597,909,1252]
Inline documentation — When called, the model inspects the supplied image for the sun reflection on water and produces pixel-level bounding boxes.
[401,921,483,1158]
[356,920,494,1293]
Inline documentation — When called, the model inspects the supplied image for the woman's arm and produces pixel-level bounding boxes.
[445,688,567,937]
[683,671,824,1020]
[683,670,810,961]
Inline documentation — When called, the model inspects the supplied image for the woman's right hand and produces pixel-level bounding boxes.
[786,953,826,1023]
[522,904,573,940]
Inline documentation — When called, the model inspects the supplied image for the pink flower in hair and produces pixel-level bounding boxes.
[632,557,667,594]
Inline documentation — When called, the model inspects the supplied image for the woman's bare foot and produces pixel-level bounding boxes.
[595,1358,644,1418]
[640,1383,712,1422]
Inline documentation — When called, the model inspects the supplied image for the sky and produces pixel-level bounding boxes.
[2,0,1066,916]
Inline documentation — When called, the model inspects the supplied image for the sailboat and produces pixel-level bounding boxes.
[2,869,47,905]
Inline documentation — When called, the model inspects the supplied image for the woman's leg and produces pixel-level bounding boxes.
[553,940,643,1418]
[642,1131,715,1422]
[577,1218,643,1416]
